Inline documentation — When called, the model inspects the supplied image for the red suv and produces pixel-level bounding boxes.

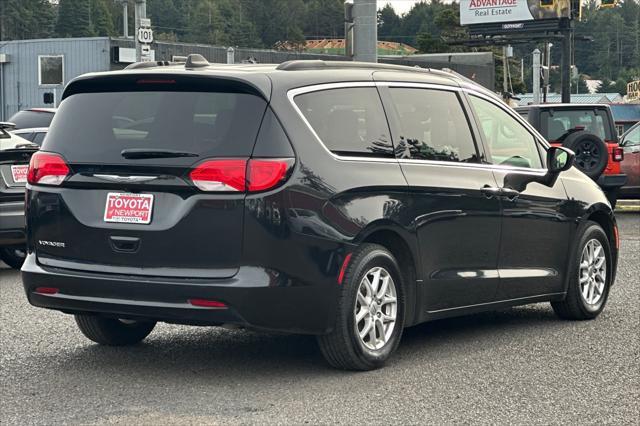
[516,104,626,206]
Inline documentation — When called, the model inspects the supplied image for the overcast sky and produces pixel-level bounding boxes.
[383,0,454,16]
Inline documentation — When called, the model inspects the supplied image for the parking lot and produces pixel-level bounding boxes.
[0,213,637,424]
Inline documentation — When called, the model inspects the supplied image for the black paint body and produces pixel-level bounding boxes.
[22,64,618,334]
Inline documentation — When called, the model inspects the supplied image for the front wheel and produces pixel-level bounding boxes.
[551,222,612,320]
[75,315,156,346]
[317,244,405,370]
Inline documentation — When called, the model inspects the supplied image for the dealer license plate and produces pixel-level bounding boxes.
[11,165,28,183]
[104,192,154,224]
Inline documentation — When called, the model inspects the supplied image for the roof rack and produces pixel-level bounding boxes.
[276,60,433,74]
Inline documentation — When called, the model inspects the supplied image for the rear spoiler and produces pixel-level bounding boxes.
[0,122,16,130]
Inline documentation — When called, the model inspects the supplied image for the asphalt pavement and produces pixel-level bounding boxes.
[1,213,638,425]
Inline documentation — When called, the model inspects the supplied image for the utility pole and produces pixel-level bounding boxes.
[560,21,572,103]
[502,46,508,94]
[533,49,541,105]
[352,0,377,63]
[544,42,551,103]
[134,0,147,62]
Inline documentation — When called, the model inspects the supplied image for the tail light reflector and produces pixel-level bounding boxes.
[189,299,227,309]
[189,158,293,193]
[612,147,624,162]
[34,287,59,295]
[27,152,70,186]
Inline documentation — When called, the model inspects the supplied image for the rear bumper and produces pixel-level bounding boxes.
[597,174,627,190]
[0,201,25,246]
[21,254,337,334]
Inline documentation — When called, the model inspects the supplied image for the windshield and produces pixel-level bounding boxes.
[540,109,613,142]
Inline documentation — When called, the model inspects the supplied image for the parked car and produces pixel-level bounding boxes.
[22,58,619,370]
[0,122,39,269]
[11,128,48,146]
[516,104,626,207]
[7,108,56,130]
[619,122,640,199]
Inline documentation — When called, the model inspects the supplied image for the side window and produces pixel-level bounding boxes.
[625,126,640,146]
[469,96,543,169]
[388,88,480,162]
[33,132,46,145]
[294,87,393,157]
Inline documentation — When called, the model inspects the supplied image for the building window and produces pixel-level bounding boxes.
[38,55,64,86]
[616,124,625,136]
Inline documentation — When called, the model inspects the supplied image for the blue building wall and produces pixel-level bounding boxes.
[0,38,111,120]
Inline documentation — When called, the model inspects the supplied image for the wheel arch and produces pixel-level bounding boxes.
[355,222,421,327]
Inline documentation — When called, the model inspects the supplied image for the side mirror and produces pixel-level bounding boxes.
[547,146,574,173]
[504,146,574,192]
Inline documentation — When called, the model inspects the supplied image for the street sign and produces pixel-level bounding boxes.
[141,44,151,55]
[140,18,151,28]
[137,28,153,44]
[627,80,640,102]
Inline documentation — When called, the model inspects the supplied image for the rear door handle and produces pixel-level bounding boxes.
[481,186,502,199]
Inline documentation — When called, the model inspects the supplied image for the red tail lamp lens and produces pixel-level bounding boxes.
[34,287,59,295]
[189,159,247,192]
[247,159,292,192]
[612,147,624,162]
[189,158,293,193]
[189,299,228,308]
[27,152,70,186]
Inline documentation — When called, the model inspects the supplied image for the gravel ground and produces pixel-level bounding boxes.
[1,214,638,425]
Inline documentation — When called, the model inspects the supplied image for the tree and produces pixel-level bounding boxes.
[1,0,56,40]
[378,4,400,40]
[91,0,115,37]
[57,0,94,38]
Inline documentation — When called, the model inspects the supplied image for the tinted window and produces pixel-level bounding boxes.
[469,96,542,169]
[294,88,393,157]
[389,88,479,162]
[45,90,267,165]
[540,109,613,141]
[32,132,46,145]
[8,110,54,129]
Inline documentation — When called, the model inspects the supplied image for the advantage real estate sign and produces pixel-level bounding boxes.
[460,0,571,26]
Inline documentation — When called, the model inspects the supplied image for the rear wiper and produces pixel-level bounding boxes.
[121,149,199,159]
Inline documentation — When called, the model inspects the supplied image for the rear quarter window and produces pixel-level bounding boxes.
[294,87,394,157]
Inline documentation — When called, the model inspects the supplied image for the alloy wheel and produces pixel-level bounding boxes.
[354,267,397,350]
[579,239,607,306]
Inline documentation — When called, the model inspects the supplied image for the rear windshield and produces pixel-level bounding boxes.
[540,109,613,142]
[8,110,54,129]
[44,90,267,164]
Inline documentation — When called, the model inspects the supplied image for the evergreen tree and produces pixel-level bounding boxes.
[57,0,94,38]
[91,0,115,37]
[1,0,56,40]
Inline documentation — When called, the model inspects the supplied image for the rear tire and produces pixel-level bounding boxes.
[75,315,156,346]
[551,222,612,320]
[0,246,26,270]
[317,244,405,370]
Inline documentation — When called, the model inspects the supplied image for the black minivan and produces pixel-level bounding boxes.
[23,58,618,370]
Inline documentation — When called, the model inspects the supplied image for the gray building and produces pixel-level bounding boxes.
[1,37,496,121]
[0,38,111,120]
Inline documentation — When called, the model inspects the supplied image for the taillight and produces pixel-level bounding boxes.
[247,159,293,192]
[27,152,70,186]
[189,159,247,192]
[189,158,293,193]
[612,147,624,162]
[188,299,227,309]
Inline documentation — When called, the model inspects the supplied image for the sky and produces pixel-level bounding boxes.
[383,0,454,16]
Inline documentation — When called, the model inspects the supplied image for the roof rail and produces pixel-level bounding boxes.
[276,60,432,74]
